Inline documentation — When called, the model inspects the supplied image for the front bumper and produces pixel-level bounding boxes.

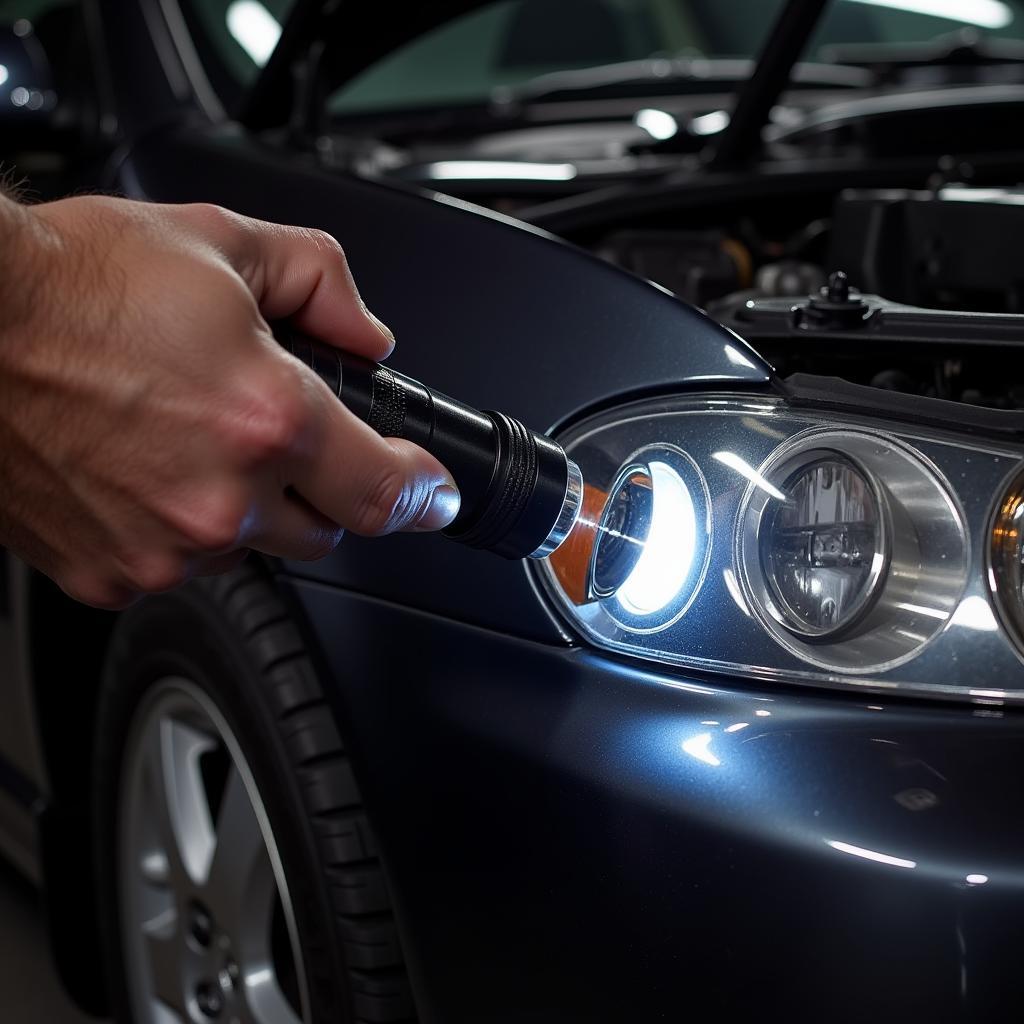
[288,577,1024,1023]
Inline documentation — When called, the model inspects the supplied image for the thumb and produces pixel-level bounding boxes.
[290,400,461,536]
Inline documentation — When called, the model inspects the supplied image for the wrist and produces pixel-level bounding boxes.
[0,196,49,335]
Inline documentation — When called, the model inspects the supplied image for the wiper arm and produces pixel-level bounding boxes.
[820,27,1024,72]
[491,57,872,108]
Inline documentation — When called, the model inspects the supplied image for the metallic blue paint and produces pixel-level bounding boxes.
[290,580,1024,1023]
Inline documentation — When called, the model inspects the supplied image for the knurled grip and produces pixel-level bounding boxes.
[277,327,572,560]
[367,364,407,438]
[447,412,539,552]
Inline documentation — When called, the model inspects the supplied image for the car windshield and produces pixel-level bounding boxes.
[207,0,1024,112]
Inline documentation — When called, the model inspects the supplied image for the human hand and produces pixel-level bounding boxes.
[0,196,459,607]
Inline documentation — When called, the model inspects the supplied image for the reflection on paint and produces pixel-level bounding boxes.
[426,161,577,181]
[827,839,916,869]
[723,344,757,370]
[682,732,721,767]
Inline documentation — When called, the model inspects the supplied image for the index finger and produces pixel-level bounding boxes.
[186,205,396,362]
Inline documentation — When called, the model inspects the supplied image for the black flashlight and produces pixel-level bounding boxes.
[277,329,583,560]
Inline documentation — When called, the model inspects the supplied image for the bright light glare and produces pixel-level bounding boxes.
[827,840,916,869]
[635,107,678,141]
[895,601,949,620]
[691,109,730,136]
[682,732,721,767]
[426,161,577,181]
[724,722,749,733]
[966,873,989,884]
[950,595,1000,632]
[0,65,8,88]
[617,461,696,615]
[712,451,787,502]
[845,0,1012,29]
[723,344,757,370]
[226,1,281,66]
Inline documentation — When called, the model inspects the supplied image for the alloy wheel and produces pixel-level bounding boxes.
[118,677,310,1024]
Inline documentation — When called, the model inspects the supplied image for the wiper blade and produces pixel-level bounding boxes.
[492,57,872,108]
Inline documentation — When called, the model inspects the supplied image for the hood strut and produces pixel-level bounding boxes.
[703,0,829,170]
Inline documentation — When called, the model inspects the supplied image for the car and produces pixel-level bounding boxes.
[4,0,1024,1021]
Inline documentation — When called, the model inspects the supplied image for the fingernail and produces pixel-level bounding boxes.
[411,484,461,532]
[367,310,395,346]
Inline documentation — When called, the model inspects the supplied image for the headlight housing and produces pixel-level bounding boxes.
[536,393,1024,702]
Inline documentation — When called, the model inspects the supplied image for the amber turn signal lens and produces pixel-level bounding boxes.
[990,469,1024,651]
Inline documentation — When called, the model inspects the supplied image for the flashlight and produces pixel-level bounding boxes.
[278,329,583,560]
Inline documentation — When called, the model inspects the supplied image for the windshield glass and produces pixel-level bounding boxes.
[327,0,1024,114]
[197,0,1024,111]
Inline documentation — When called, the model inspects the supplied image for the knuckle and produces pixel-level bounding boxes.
[174,496,246,553]
[355,470,411,537]
[224,371,309,465]
[184,202,237,234]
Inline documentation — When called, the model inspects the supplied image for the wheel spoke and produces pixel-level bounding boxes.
[243,966,303,1024]
[144,925,185,1015]
[142,713,218,889]
[206,765,275,942]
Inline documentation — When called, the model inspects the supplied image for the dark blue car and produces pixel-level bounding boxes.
[5,0,1024,1021]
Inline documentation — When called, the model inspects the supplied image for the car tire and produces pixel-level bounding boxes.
[93,562,415,1024]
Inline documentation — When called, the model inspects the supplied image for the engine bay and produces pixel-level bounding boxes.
[587,183,1024,408]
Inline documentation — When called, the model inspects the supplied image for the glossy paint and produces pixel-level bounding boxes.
[292,581,1024,1023]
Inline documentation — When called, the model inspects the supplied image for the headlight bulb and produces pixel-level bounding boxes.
[760,457,887,637]
[549,446,711,631]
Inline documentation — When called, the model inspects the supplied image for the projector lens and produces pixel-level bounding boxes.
[587,447,710,629]
[760,456,886,637]
[590,465,652,600]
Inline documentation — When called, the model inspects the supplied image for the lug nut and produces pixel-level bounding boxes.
[195,980,223,1018]
[189,902,214,949]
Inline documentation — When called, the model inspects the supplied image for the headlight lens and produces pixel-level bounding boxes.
[536,395,1022,702]
[760,456,886,637]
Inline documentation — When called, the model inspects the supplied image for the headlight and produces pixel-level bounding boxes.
[589,447,711,629]
[538,394,1023,702]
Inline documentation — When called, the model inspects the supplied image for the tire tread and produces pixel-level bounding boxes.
[217,565,415,1023]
